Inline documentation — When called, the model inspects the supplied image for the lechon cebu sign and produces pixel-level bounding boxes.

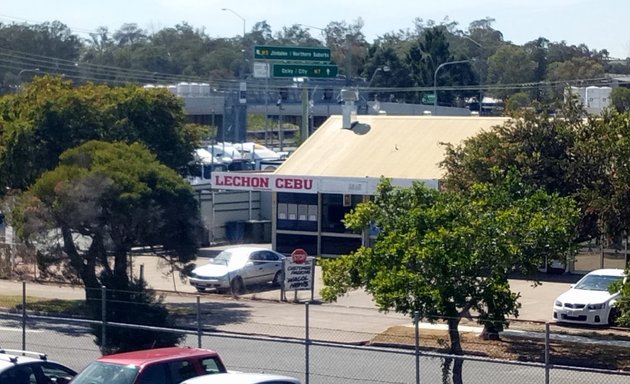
[210,172,438,194]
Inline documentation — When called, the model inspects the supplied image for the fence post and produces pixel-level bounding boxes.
[305,301,310,384]
[197,295,202,348]
[544,322,550,384]
[414,311,420,384]
[22,281,26,350]
[101,286,107,353]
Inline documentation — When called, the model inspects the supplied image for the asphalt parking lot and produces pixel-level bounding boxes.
[0,242,585,334]
[134,243,580,323]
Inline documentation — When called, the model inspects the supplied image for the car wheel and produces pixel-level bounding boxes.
[608,307,620,326]
[230,276,244,295]
[195,287,206,293]
[272,271,283,287]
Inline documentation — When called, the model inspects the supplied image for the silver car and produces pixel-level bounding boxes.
[189,247,285,293]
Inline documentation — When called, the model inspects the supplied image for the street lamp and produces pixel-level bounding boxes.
[221,8,246,38]
[368,65,390,88]
[433,59,472,115]
[18,68,40,82]
[16,68,40,92]
[460,35,485,116]
[367,65,390,105]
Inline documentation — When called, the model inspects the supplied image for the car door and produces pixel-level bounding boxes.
[241,251,266,285]
[257,251,282,283]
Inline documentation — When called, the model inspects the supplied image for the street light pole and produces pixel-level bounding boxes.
[221,8,246,38]
[461,35,485,116]
[16,68,40,92]
[18,68,40,81]
[433,59,472,115]
[368,65,390,103]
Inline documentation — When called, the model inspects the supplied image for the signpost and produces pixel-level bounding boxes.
[283,248,314,302]
[272,63,338,78]
[254,45,332,62]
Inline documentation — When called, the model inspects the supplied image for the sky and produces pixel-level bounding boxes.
[2,0,629,59]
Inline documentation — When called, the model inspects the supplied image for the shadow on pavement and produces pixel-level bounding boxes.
[508,271,582,284]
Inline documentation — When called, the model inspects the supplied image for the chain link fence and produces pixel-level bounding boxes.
[0,284,628,384]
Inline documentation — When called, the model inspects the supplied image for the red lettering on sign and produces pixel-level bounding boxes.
[213,174,270,189]
[275,178,313,190]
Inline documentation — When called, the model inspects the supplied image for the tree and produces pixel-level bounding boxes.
[610,87,630,112]
[113,23,148,46]
[610,267,630,326]
[0,21,82,92]
[363,36,412,102]
[440,103,600,241]
[323,19,369,82]
[546,57,604,82]
[0,75,202,192]
[10,140,201,352]
[321,176,578,381]
[487,44,537,100]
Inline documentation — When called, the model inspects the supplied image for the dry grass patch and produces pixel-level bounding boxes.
[370,325,630,371]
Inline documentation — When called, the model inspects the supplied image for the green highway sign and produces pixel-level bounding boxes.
[255,45,332,62]
[272,63,338,78]
[422,94,436,104]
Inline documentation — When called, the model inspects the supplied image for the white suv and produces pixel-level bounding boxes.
[0,348,76,384]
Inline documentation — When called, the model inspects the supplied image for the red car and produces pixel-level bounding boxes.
[69,347,227,384]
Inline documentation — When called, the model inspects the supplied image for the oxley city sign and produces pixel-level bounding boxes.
[210,172,439,194]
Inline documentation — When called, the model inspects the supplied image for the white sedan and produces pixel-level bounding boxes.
[182,372,301,384]
[553,268,626,326]
[189,247,285,294]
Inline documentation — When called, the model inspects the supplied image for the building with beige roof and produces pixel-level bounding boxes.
[210,115,510,256]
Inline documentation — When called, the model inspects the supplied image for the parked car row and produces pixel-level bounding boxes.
[185,142,289,185]
[0,346,301,384]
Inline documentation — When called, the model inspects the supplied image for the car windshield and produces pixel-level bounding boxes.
[70,361,138,384]
[574,274,623,291]
[210,250,247,266]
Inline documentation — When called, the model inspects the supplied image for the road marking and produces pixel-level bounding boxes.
[0,326,43,333]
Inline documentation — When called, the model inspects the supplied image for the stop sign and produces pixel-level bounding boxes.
[291,248,308,264]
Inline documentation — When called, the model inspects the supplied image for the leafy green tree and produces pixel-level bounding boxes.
[0,75,202,191]
[10,140,201,351]
[323,19,369,82]
[571,110,630,239]
[0,21,82,92]
[546,57,604,83]
[274,24,323,47]
[610,267,630,326]
[505,92,530,113]
[610,87,630,112]
[487,44,536,100]
[363,36,412,102]
[321,175,578,365]
[113,23,148,46]
[440,103,600,241]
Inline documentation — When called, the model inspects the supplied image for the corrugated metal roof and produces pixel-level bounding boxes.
[274,115,510,180]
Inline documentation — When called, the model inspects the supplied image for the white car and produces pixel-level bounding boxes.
[553,268,626,326]
[0,349,76,384]
[181,372,301,384]
[189,247,285,294]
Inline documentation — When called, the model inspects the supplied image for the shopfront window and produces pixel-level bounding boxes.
[277,193,317,231]
[321,194,362,233]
